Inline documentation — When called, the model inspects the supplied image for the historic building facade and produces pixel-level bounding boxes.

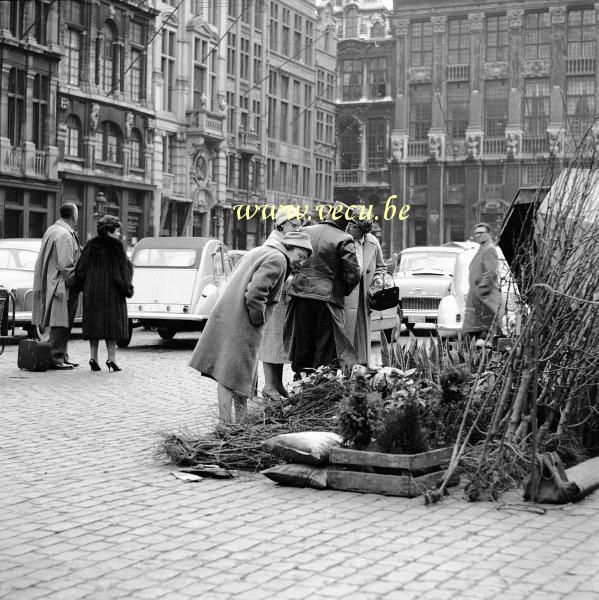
[151,0,337,249]
[328,0,396,256]
[56,0,158,249]
[389,0,595,249]
[0,0,62,238]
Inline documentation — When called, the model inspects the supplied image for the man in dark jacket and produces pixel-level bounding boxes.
[286,201,361,377]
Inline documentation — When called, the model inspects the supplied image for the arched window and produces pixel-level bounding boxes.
[103,21,118,93]
[130,128,144,169]
[65,115,82,157]
[371,22,384,39]
[345,7,358,38]
[101,121,122,163]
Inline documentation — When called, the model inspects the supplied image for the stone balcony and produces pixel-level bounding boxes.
[0,140,59,180]
[238,131,260,155]
[334,168,390,187]
[186,109,226,141]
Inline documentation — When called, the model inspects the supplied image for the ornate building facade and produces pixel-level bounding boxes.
[328,0,396,256]
[152,0,337,249]
[57,0,158,248]
[389,0,594,249]
[0,0,62,238]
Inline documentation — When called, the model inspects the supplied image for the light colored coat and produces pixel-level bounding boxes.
[463,241,502,333]
[343,233,386,365]
[258,230,290,364]
[189,241,290,398]
[32,220,81,328]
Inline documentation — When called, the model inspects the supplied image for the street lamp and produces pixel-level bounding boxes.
[94,191,106,217]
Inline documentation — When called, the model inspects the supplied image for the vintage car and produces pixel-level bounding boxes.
[124,237,231,345]
[395,245,468,333]
[0,238,85,338]
[437,245,522,338]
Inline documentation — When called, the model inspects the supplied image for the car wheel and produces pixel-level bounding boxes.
[116,319,134,348]
[158,326,176,340]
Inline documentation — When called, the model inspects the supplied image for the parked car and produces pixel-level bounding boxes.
[0,238,83,338]
[124,237,231,345]
[437,245,523,338]
[395,246,467,333]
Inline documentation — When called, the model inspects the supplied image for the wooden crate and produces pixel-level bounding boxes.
[328,446,460,498]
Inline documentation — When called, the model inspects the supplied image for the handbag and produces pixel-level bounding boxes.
[368,272,400,311]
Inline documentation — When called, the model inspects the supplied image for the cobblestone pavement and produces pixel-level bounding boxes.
[1,329,598,600]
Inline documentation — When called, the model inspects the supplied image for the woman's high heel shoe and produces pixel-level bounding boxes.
[106,360,121,372]
[89,359,101,372]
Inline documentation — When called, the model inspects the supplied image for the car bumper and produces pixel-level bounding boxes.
[127,310,209,322]
[403,310,439,324]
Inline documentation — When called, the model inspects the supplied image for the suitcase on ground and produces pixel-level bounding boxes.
[18,339,51,372]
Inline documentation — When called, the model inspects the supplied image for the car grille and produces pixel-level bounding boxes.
[402,297,441,312]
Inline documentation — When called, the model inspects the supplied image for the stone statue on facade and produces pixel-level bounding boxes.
[89,103,100,134]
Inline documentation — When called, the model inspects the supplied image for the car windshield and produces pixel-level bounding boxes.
[399,251,459,274]
[0,249,38,270]
[132,248,198,268]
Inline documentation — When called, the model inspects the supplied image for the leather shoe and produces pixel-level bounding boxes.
[65,361,79,368]
[48,362,73,370]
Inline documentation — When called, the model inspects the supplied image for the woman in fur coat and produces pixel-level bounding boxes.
[75,215,133,372]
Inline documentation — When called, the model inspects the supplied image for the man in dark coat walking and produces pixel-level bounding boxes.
[189,231,313,423]
[32,203,81,369]
[286,201,361,377]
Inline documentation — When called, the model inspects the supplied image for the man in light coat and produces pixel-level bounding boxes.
[32,203,81,369]
[189,231,313,424]
[343,214,387,366]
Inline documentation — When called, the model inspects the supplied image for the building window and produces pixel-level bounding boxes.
[7,68,26,146]
[253,43,262,84]
[446,82,469,139]
[523,78,550,136]
[65,29,81,85]
[64,0,83,23]
[281,8,290,56]
[227,91,235,133]
[65,116,81,157]
[410,21,432,67]
[103,21,118,93]
[252,99,261,134]
[371,22,384,39]
[486,15,508,62]
[101,122,122,163]
[227,33,236,76]
[240,38,250,80]
[130,22,146,102]
[325,160,332,198]
[339,119,361,169]
[280,75,289,99]
[326,73,335,100]
[523,164,548,186]
[302,166,310,195]
[279,162,287,192]
[448,18,469,64]
[325,113,334,144]
[410,167,428,187]
[163,133,175,173]
[342,59,362,100]
[409,84,432,140]
[567,9,596,58]
[484,165,504,185]
[33,0,50,45]
[161,29,175,111]
[294,14,302,59]
[368,57,387,98]
[9,1,25,37]
[228,0,237,17]
[267,96,277,138]
[317,69,325,97]
[445,207,465,242]
[304,21,313,64]
[32,74,49,148]
[367,119,386,168]
[524,11,550,60]
[445,166,465,185]
[303,110,311,148]
[567,76,595,137]
[254,0,262,29]
[280,102,288,142]
[316,111,324,141]
[345,6,358,38]
[130,128,144,169]
[240,0,250,24]
[269,2,278,51]
[484,80,508,137]
[315,157,323,198]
